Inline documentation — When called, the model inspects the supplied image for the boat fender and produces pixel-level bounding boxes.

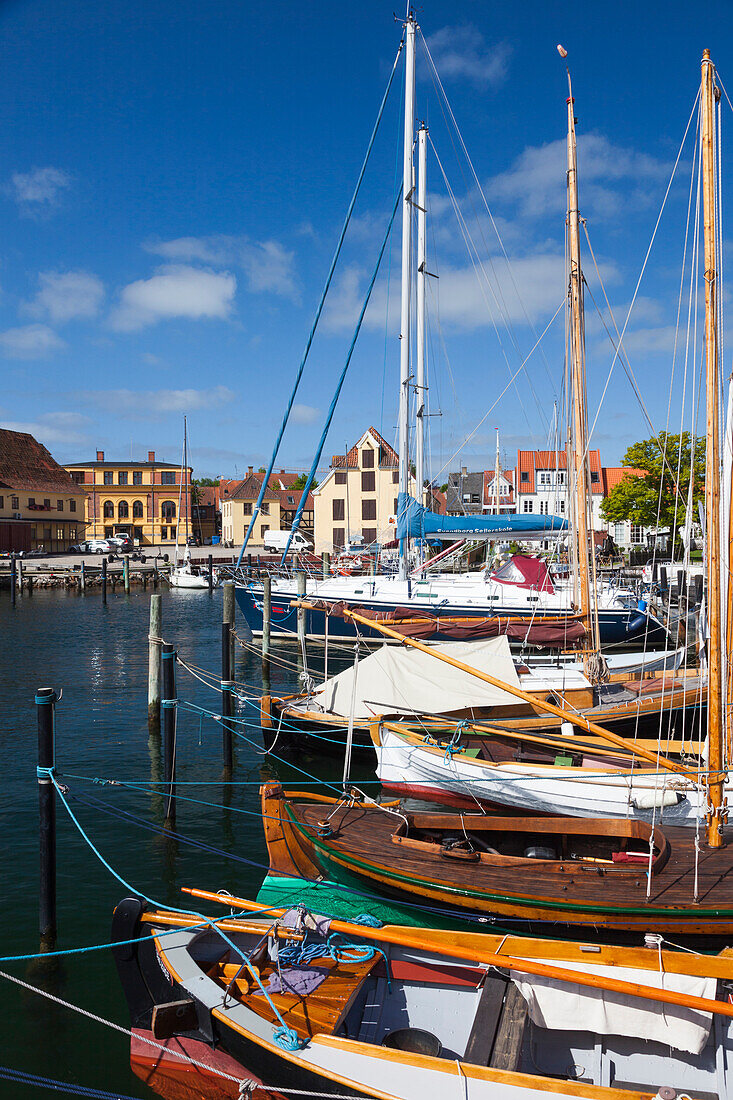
[524,845,557,860]
[631,789,685,810]
[625,612,648,636]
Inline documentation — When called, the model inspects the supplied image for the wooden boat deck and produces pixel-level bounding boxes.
[263,786,733,933]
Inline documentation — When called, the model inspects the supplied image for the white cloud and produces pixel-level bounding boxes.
[145,234,298,301]
[619,325,679,354]
[488,134,669,220]
[0,323,65,359]
[110,265,236,331]
[0,410,90,446]
[425,25,511,87]
[292,404,320,424]
[28,270,105,323]
[11,167,72,209]
[77,385,236,418]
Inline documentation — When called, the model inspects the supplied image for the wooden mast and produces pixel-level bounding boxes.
[701,48,725,847]
[565,72,596,653]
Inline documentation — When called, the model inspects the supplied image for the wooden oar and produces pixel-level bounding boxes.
[340,606,689,776]
[179,888,733,1021]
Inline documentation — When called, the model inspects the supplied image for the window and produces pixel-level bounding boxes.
[630,524,644,544]
[332,527,345,548]
[103,471,113,485]
[169,526,176,540]
[118,501,129,519]
[394,498,399,514]
[335,471,347,485]
[362,499,376,520]
[243,502,253,516]
[103,500,114,519]
[69,500,76,513]
[161,471,176,485]
[104,526,113,538]
[523,500,534,513]
[0,495,3,509]
[560,500,565,513]
[463,494,471,503]
[539,472,551,486]
[615,523,625,542]
[71,471,85,485]
[28,498,35,507]
[118,471,128,485]
[557,472,565,485]
[133,526,143,540]
[56,527,64,541]
[57,500,63,511]
[392,471,399,484]
[333,499,345,521]
[160,526,168,540]
[361,471,375,492]
[521,471,529,482]
[44,499,51,509]
[260,524,269,536]
[361,448,374,468]
[70,526,77,541]
[161,500,176,520]
[590,471,600,484]
[133,470,143,485]
[11,496,18,510]
[287,495,295,504]
[539,501,547,515]
[362,528,376,544]
[132,500,144,519]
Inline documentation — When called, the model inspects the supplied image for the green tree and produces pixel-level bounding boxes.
[600,432,705,531]
[289,472,319,491]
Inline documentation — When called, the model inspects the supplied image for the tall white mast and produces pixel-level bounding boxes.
[494,429,501,514]
[398,12,416,581]
[415,121,428,512]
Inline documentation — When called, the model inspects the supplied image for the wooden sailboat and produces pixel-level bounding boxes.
[112,885,733,1100]
[168,416,217,590]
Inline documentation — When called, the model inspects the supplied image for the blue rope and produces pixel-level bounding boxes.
[237,32,405,565]
[280,187,402,563]
[36,766,55,778]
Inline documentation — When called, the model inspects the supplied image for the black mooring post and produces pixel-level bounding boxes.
[37,686,57,951]
[10,554,16,606]
[161,643,177,829]
[101,558,107,604]
[208,553,214,594]
[222,621,233,771]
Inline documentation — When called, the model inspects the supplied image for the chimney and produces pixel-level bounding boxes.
[248,465,253,475]
[280,468,285,474]
[148,450,155,462]
[96,450,104,462]
[461,465,467,476]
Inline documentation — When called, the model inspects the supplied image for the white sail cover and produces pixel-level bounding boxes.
[316,636,523,720]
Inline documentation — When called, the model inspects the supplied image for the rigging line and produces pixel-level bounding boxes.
[418,29,558,400]
[428,134,548,440]
[429,298,566,484]
[236,31,405,565]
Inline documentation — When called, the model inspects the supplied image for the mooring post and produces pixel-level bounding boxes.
[37,686,57,951]
[223,579,236,674]
[148,594,162,734]
[153,559,159,589]
[322,551,330,579]
[221,617,234,772]
[262,573,271,682]
[123,555,130,593]
[80,560,86,592]
[208,553,214,594]
[10,555,16,606]
[101,558,107,604]
[297,571,307,666]
[161,642,177,829]
[17,557,23,593]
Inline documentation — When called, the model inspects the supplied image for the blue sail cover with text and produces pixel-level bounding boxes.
[396,493,567,542]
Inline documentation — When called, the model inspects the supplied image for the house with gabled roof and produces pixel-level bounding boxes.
[312,426,415,554]
[220,474,280,547]
[1,428,87,552]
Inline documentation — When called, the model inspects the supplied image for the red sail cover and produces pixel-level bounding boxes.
[490,554,555,593]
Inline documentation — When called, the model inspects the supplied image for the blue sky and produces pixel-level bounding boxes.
[0,0,730,479]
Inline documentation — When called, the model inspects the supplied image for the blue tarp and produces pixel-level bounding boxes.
[396,492,567,541]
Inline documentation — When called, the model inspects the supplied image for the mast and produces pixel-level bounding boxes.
[494,429,501,514]
[398,11,416,581]
[415,121,428,512]
[184,415,190,546]
[565,68,594,649]
[701,48,724,847]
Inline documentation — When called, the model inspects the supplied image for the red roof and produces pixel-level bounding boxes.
[0,428,85,495]
[277,488,314,510]
[601,466,646,494]
[516,449,602,494]
[228,475,279,503]
[332,427,399,469]
[483,469,516,506]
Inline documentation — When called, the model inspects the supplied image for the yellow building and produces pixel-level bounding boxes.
[64,449,193,546]
[312,427,415,554]
[221,474,281,547]
[0,428,87,552]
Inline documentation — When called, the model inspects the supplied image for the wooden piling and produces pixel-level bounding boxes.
[10,555,16,606]
[37,687,57,951]
[80,560,86,592]
[123,556,130,593]
[148,594,162,733]
[161,642,177,829]
[17,557,23,593]
[262,573,271,681]
[101,558,107,603]
[153,559,159,589]
[221,620,234,772]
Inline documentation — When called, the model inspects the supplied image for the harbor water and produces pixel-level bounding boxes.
[0,585,365,1098]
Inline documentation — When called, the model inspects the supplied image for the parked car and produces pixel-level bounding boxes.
[108,535,133,552]
[263,530,311,554]
[84,538,114,554]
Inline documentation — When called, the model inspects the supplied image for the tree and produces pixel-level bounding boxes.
[600,432,705,531]
[289,472,318,491]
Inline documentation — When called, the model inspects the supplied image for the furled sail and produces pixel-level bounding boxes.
[396,492,567,541]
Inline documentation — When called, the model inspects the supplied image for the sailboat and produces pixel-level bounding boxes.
[233,15,668,651]
[168,417,218,591]
[264,45,730,929]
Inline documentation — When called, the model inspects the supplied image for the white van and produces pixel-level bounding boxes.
[263,530,311,554]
